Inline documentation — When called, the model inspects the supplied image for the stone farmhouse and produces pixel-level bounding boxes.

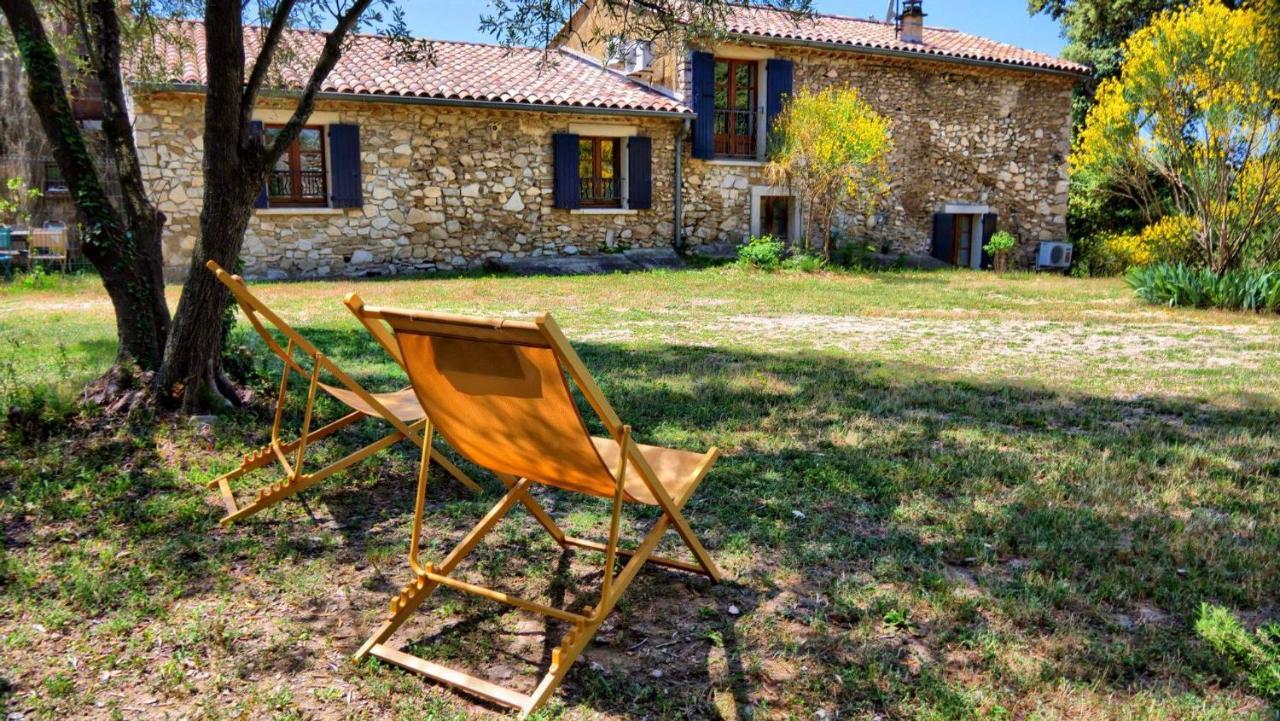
[132,2,1089,279]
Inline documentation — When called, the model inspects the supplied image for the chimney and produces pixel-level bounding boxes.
[897,0,925,44]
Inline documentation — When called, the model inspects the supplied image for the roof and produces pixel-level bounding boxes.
[142,21,691,115]
[720,5,1091,77]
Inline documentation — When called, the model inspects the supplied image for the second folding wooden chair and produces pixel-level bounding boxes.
[205,261,481,525]
[346,294,722,718]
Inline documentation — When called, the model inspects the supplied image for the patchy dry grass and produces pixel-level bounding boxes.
[2,266,1278,719]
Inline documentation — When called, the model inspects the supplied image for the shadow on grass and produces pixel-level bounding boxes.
[4,328,1276,716]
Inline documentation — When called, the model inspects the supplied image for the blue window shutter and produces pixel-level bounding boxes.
[765,58,793,142]
[328,124,363,208]
[627,136,652,210]
[691,51,715,159]
[931,213,956,264]
[250,121,268,209]
[552,133,580,210]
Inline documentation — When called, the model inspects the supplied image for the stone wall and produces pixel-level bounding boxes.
[680,49,1076,266]
[135,93,680,279]
[135,47,1076,279]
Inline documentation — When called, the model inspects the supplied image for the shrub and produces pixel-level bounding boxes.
[1126,262,1280,312]
[782,252,826,273]
[1087,216,1198,276]
[1196,604,1280,702]
[3,380,81,442]
[737,235,785,270]
[984,230,1016,255]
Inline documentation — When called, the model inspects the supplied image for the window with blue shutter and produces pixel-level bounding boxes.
[690,51,715,159]
[765,58,793,145]
[250,121,268,209]
[552,133,581,209]
[328,124,363,208]
[627,136,652,210]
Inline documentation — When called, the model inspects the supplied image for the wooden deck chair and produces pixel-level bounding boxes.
[204,261,481,525]
[346,294,722,718]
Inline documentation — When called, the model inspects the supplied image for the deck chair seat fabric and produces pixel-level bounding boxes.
[393,330,653,503]
[318,383,427,422]
[590,437,707,505]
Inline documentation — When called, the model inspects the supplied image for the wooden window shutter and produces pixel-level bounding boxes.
[690,51,715,159]
[552,133,581,209]
[931,213,955,264]
[250,121,268,209]
[765,58,793,143]
[980,213,998,269]
[627,136,652,210]
[328,124,363,208]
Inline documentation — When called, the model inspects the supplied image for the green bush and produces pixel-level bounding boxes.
[1196,604,1280,703]
[983,230,1017,255]
[782,252,826,273]
[737,235,785,270]
[1126,263,1280,312]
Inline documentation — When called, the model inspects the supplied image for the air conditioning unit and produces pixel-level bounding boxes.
[1037,241,1074,270]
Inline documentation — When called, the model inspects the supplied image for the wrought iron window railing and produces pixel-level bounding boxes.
[713,108,761,159]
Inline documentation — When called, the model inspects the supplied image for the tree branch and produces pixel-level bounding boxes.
[240,0,300,131]
[87,0,163,230]
[261,0,375,171]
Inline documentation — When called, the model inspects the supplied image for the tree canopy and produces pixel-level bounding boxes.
[1071,0,1280,274]
[766,86,893,260]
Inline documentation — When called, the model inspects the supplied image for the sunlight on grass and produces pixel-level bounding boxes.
[1,266,1278,719]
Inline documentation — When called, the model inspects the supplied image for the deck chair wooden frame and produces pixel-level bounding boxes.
[346,294,722,718]
[204,261,480,525]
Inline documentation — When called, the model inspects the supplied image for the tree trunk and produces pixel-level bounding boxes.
[155,0,374,412]
[155,0,258,411]
[0,0,169,372]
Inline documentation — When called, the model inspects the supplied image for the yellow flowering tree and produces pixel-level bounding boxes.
[767,87,893,260]
[1072,0,1280,275]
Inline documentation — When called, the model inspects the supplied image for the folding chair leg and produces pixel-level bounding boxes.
[207,412,364,491]
[521,509,677,718]
[216,424,411,525]
[355,478,533,661]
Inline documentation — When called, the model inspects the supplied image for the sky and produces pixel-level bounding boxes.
[400,1,1069,57]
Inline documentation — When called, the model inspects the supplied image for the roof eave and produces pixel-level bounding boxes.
[137,83,693,118]
[727,32,1092,80]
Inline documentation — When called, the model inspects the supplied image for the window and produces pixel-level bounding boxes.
[577,137,622,208]
[265,125,327,206]
[713,58,758,158]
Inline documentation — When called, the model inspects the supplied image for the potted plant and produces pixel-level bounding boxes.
[984,230,1017,273]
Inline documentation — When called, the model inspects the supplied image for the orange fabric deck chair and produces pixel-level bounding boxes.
[345,294,722,718]
[204,261,481,525]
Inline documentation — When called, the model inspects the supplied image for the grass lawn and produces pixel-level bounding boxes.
[1,267,1278,719]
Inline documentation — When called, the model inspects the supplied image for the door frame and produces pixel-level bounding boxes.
[750,185,803,242]
[943,203,991,269]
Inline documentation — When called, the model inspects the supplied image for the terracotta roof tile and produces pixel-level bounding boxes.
[142,21,691,115]
[722,6,1091,76]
